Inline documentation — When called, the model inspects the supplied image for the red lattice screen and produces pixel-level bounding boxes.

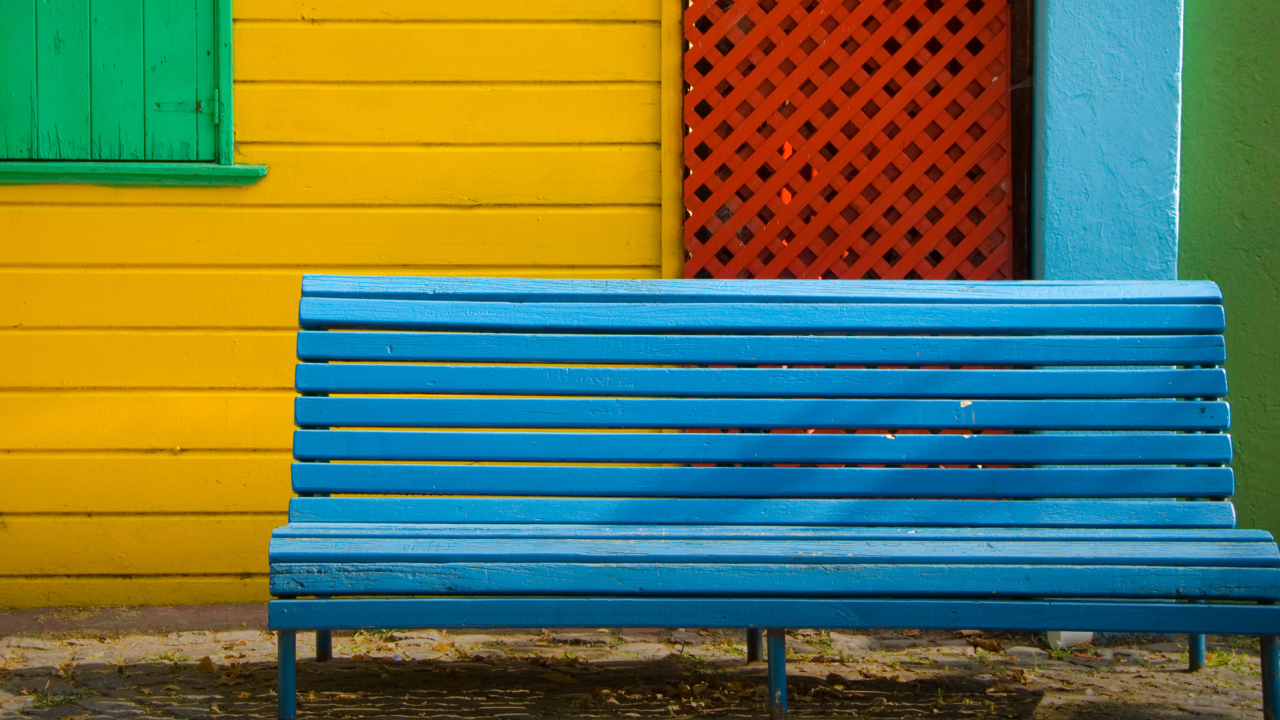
[684,0,1015,280]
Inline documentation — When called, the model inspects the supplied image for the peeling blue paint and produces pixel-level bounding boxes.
[1034,0,1185,280]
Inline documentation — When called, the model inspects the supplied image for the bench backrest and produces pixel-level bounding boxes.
[291,276,1233,530]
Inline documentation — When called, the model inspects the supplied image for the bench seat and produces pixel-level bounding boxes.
[270,276,1280,720]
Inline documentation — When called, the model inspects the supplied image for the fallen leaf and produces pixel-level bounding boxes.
[966,637,1005,653]
[1008,668,1038,683]
[954,630,983,638]
[986,682,1015,695]
[236,691,251,699]
[901,629,921,637]
[542,671,577,685]
[196,656,218,673]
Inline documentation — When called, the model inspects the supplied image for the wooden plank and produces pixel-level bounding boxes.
[275,524,1268,542]
[35,0,91,159]
[269,562,1278,599]
[297,332,1228,366]
[0,331,294,388]
[298,299,1227,334]
[289,497,1236,528]
[268,597,1280,635]
[89,0,144,159]
[0,392,291,450]
[0,270,659,330]
[0,208,660,267]
[195,0,217,160]
[0,271,302,328]
[274,524,1268,543]
[0,514,281,575]
[294,430,1234,465]
[302,276,1225,305]
[144,0,199,160]
[0,145,660,205]
[234,23,660,82]
[295,365,1229,399]
[290,464,1236,499]
[0,576,269,610]
[233,0,661,21]
[269,537,1280,567]
[2,453,290,512]
[236,84,660,144]
[0,0,37,158]
[295,398,1230,431]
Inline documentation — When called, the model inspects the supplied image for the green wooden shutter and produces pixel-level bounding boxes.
[0,0,217,161]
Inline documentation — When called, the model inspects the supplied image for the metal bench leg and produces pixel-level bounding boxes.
[767,628,787,720]
[1263,636,1279,720]
[278,630,297,720]
[1188,633,1206,671]
[316,630,332,662]
[747,629,764,663]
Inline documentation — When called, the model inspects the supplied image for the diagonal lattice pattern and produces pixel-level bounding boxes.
[684,0,1014,280]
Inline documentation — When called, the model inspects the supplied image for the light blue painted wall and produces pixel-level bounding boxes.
[1033,0,1184,280]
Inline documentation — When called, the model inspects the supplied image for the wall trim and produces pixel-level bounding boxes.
[1033,0,1185,280]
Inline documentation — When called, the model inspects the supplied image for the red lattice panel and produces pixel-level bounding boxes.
[684,0,1014,280]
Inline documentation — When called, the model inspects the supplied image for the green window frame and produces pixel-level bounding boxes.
[0,0,264,186]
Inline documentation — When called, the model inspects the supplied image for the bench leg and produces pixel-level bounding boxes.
[767,628,787,720]
[316,630,332,662]
[1263,636,1279,720]
[278,630,297,720]
[747,629,764,663]
[1188,633,1206,671]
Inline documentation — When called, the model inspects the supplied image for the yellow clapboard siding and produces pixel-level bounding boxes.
[235,0,660,21]
[235,22,659,82]
[0,515,282,575]
[2,454,292,512]
[0,146,660,205]
[237,84,660,144]
[0,207,660,266]
[0,576,271,610]
[0,392,292,450]
[0,271,302,328]
[0,268,659,329]
[0,332,294,388]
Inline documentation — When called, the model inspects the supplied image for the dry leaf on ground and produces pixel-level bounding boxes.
[966,637,1005,653]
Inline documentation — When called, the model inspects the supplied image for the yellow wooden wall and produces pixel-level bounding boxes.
[0,0,685,608]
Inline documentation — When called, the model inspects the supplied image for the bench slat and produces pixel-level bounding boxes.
[269,538,1280,567]
[290,465,1235,499]
[293,430,1233,465]
[269,597,1280,635]
[297,332,1228,366]
[273,524,1270,542]
[269,562,1278,599]
[295,398,1230,431]
[302,276,1224,305]
[288,498,1236,528]
[299,299,1227,334]
[295,365,1228,399]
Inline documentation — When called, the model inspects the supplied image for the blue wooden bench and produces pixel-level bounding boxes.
[270,275,1280,720]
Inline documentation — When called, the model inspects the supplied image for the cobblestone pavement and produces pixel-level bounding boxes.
[0,627,1267,719]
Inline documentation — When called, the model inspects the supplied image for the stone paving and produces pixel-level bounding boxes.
[0,627,1268,719]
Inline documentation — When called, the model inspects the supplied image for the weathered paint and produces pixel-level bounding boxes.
[1180,0,1280,543]
[1033,0,1184,280]
[0,0,669,609]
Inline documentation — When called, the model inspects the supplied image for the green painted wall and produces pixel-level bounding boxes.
[1181,0,1280,536]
